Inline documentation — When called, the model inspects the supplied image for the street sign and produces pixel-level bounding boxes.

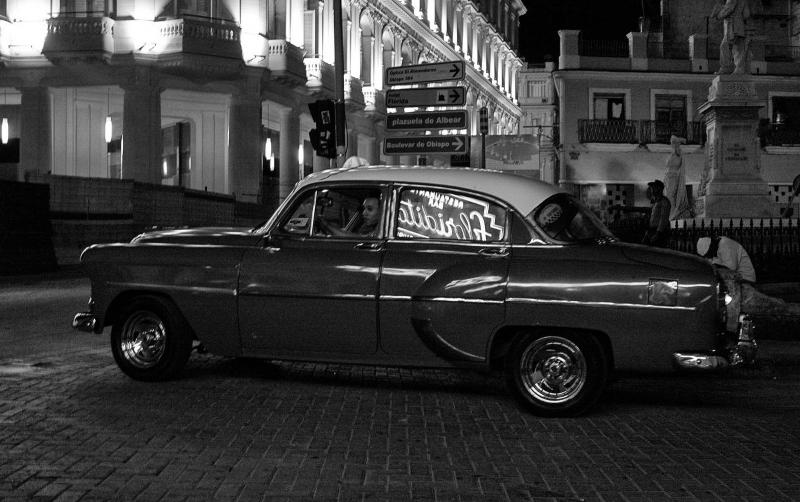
[386,87,466,108]
[383,135,469,155]
[386,110,468,131]
[385,61,465,86]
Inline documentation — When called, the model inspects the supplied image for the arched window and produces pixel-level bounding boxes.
[382,27,395,74]
[359,13,374,85]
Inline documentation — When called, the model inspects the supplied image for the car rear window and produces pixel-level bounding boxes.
[395,188,507,242]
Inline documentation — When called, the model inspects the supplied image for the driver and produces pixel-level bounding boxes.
[317,196,381,238]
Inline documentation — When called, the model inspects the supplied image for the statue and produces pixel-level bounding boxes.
[664,135,694,220]
[712,0,751,74]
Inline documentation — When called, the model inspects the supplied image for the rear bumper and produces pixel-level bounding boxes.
[72,312,97,333]
[673,314,758,371]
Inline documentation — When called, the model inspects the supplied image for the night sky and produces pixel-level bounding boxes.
[518,0,656,63]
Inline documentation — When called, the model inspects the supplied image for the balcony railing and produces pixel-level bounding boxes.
[578,120,705,145]
[42,13,114,61]
[579,38,629,58]
[765,45,800,62]
[760,124,800,146]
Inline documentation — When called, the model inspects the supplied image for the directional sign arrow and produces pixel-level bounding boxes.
[385,61,465,86]
[386,87,466,108]
[383,135,469,155]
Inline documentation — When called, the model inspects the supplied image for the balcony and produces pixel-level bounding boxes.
[141,15,242,77]
[363,86,385,115]
[303,57,335,94]
[760,124,800,147]
[42,14,115,64]
[267,40,307,87]
[343,75,364,111]
[578,119,705,145]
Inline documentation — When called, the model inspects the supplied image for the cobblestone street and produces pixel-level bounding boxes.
[2,273,800,501]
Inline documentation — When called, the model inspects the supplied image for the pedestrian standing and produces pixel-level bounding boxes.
[642,180,671,247]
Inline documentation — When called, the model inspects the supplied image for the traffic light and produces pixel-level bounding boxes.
[308,99,337,158]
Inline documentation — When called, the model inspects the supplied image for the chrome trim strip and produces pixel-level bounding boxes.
[72,312,97,333]
[380,295,503,304]
[506,297,696,311]
[108,282,237,296]
[672,351,729,371]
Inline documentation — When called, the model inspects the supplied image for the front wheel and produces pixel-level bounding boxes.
[506,331,608,417]
[111,295,193,381]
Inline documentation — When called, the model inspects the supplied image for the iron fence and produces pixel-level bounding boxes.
[578,120,705,145]
[607,216,800,283]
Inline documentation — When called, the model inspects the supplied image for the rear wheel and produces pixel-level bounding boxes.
[506,331,608,417]
[111,295,192,381]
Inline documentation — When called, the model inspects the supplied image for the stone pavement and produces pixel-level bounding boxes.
[2,268,800,501]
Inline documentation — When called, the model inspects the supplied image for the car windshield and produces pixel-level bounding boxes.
[528,193,614,243]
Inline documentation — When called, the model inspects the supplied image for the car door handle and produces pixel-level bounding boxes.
[354,241,384,251]
[478,247,509,259]
[264,246,281,254]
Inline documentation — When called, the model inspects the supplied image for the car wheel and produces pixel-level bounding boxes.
[111,295,193,382]
[506,331,608,417]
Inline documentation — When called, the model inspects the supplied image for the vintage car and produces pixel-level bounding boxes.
[73,166,754,417]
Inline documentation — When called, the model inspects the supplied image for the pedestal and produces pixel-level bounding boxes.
[697,75,774,218]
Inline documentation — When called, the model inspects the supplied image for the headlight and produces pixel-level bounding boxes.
[717,281,728,326]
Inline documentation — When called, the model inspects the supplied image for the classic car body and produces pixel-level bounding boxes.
[73,166,752,416]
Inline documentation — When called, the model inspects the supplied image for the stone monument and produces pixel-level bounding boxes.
[696,2,773,218]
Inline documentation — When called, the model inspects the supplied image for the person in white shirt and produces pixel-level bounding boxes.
[696,236,756,283]
[697,236,800,332]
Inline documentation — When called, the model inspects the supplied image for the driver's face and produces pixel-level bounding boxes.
[362,197,381,225]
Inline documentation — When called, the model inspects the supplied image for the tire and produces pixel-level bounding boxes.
[506,331,608,417]
[110,295,193,382]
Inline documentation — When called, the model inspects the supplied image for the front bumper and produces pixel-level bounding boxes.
[72,312,97,333]
[673,314,758,371]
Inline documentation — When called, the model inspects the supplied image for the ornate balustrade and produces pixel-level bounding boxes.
[42,14,114,61]
[578,119,705,145]
[266,39,306,86]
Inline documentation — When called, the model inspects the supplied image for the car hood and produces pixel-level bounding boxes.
[132,227,263,246]
[616,241,711,274]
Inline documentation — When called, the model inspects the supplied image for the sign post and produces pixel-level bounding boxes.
[385,61,465,86]
[386,87,466,108]
[384,135,469,155]
[479,107,488,169]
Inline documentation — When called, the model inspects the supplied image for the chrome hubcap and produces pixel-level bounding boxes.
[519,336,587,404]
[120,311,167,369]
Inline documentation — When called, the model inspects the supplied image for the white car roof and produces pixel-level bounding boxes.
[297,165,563,216]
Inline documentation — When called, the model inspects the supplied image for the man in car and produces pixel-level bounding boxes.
[317,196,382,238]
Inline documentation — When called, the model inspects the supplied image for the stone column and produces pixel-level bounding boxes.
[278,107,299,200]
[122,71,161,184]
[697,75,773,218]
[559,30,580,69]
[228,91,262,203]
[689,34,709,73]
[18,86,51,181]
[627,31,648,71]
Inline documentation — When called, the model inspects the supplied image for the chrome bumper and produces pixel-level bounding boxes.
[72,312,97,333]
[673,314,758,371]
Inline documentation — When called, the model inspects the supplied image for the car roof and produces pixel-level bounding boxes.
[297,165,563,215]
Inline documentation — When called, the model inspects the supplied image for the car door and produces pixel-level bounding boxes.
[378,185,511,365]
[238,185,386,357]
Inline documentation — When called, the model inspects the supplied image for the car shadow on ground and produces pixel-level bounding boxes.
[182,353,509,396]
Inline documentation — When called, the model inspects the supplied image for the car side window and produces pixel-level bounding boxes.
[312,187,384,239]
[395,187,507,242]
[277,191,317,235]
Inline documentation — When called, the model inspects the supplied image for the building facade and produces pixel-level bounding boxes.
[548,0,800,218]
[0,0,525,206]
